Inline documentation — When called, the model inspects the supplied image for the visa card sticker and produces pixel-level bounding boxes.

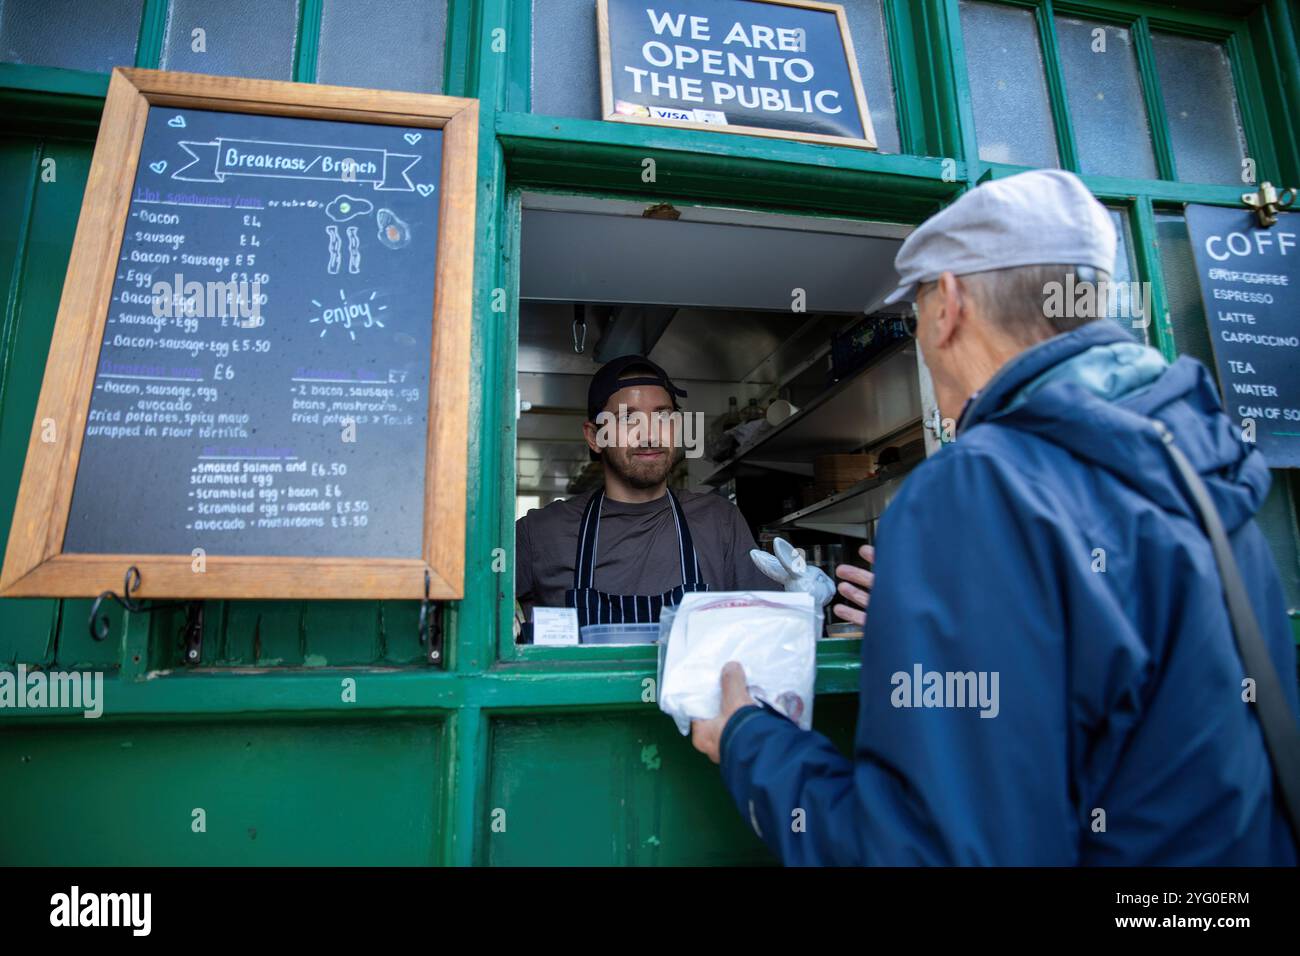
[649,105,697,122]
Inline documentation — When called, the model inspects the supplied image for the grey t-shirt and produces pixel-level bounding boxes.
[516,488,778,617]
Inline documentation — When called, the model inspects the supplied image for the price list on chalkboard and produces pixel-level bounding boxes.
[62,107,444,558]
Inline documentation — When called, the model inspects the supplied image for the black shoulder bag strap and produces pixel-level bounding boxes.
[1153,419,1300,845]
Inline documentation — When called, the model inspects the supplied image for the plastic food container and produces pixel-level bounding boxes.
[579,623,661,645]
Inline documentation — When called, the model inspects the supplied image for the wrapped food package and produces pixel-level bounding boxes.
[658,591,817,735]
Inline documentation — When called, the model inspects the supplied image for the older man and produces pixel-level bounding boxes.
[692,169,1300,865]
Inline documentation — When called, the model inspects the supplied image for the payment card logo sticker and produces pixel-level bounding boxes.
[638,105,729,125]
[614,99,652,117]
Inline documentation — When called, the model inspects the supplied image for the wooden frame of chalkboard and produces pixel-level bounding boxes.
[0,69,478,601]
[596,0,877,150]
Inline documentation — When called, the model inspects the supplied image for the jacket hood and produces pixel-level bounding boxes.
[958,319,1272,532]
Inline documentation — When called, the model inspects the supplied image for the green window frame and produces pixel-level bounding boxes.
[951,0,1295,358]
[0,0,475,106]
[954,0,1277,185]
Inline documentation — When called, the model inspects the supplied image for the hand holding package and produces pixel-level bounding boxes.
[658,591,817,735]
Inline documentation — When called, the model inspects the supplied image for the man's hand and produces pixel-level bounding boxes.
[832,544,875,626]
[690,661,756,765]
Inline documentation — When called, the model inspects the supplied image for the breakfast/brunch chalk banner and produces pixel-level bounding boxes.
[598,0,876,148]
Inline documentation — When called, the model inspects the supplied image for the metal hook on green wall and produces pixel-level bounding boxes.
[89,566,147,641]
[88,566,204,667]
[572,304,587,354]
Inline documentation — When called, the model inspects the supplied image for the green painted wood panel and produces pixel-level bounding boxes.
[0,134,109,670]
[483,697,858,865]
[0,717,446,864]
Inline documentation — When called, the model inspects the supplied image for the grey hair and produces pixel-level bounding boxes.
[957,263,1112,346]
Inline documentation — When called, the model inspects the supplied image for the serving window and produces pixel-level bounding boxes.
[509,193,925,655]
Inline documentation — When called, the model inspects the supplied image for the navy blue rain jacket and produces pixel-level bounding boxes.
[720,319,1299,865]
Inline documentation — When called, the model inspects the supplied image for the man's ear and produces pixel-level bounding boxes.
[932,270,965,349]
[583,419,602,457]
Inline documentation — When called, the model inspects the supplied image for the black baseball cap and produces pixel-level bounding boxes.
[586,355,687,423]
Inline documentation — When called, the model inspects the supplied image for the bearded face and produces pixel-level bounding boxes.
[587,384,683,489]
[602,426,681,488]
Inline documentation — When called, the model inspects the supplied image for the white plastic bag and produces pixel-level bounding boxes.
[658,591,817,735]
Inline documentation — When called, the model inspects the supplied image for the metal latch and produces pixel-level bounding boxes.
[1242,182,1295,228]
[418,569,444,666]
[923,407,944,439]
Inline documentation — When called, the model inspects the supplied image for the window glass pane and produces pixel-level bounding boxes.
[1106,207,1147,343]
[958,0,1058,167]
[530,0,902,153]
[832,0,899,153]
[531,0,600,118]
[1151,32,1248,185]
[0,0,142,71]
[317,0,446,93]
[1154,212,1216,378]
[162,0,299,80]
[1056,18,1156,179]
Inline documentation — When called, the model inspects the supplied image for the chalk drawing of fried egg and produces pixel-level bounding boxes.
[326,194,374,223]
[376,208,411,250]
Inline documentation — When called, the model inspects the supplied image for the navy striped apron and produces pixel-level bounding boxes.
[564,489,709,627]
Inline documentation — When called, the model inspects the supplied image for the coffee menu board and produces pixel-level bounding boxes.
[0,70,478,600]
[598,0,875,148]
[1186,204,1300,469]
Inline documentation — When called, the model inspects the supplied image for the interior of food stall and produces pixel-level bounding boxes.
[515,193,929,639]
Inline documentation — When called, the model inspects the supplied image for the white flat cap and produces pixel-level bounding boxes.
[882,169,1117,305]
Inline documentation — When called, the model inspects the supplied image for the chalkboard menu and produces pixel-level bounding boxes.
[62,106,441,557]
[598,0,875,148]
[1186,204,1300,469]
[0,69,478,600]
